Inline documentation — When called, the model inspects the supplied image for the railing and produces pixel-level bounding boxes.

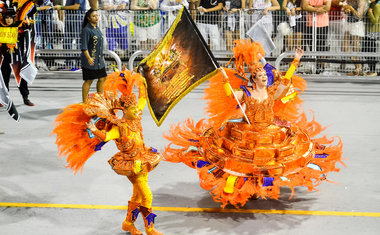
[34,9,379,77]
[275,51,380,81]
[36,49,122,71]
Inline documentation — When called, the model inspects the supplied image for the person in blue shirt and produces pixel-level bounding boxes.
[80,9,107,103]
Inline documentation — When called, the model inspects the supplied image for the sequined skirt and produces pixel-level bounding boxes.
[201,122,315,177]
[108,148,162,176]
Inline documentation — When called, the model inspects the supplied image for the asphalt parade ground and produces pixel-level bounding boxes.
[1,73,380,235]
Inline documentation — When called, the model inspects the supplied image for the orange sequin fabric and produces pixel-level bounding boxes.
[108,120,162,176]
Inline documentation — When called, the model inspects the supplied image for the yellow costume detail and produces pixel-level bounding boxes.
[127,173,153,208]
[223,82,232,96]
[105,125,121,142]
[138,97,147,112]
[284,58,299,80]
[281,91,298,103]
[224,175,238,193]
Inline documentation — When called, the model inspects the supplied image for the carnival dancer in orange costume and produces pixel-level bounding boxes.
[53,70,163,235]
[164,39,344,208]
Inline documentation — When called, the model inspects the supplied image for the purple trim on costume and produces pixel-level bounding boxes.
[197,160,211,168]
[132,208,140,221]
[240,85,251,97]
[95,141,106,151]
[263,177,274,187]
[263,63,275,87]
[151,148,158,153]
[314,153,328,158]
[146,213,157,226]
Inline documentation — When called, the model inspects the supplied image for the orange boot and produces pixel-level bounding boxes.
[140,206,163,235]
[122,201,143,235]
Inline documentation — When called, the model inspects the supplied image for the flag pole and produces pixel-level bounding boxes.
[219,68,251,125]
[228,83,251,125]
[186,7,251,125]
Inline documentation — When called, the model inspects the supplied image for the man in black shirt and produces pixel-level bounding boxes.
[197,0,224,50]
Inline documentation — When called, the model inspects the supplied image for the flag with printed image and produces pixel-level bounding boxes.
[137,7,219,126]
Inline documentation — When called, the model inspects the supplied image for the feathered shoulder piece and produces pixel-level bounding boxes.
[82,92,125,126]
[52,103,101,174]
[203,67,247,127]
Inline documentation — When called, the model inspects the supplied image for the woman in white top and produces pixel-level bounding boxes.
[160,0,189,31]
[248,0,280,37]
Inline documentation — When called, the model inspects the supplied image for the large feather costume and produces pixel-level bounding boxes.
[163,39,344,208]
[52,70,161,174]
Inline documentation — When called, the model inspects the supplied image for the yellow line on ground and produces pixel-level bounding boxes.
[1,202,379,217]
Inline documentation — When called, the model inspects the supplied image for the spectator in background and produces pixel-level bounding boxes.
[282,0,304,50]
[342,0,367,76]
[248,0,280,38]
[160,0,189,31]
[328,0,345,54]
[81,9,107,103]
[103,0,129,58]
[197,0,224,50]
[54,0,86,69]
[35,0,54,49]
[189,0,197,20]
[52,0,64,21]
[302,0,331,74]
[89,0,100,10]
[224,0,245,51]
[35,0,54,69]
[130,0,161,51]
[362,0,379,76]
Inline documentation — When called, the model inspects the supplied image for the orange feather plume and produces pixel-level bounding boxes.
[52,103,100,174]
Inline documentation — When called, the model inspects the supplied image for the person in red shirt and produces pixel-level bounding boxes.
[302,0,331,74]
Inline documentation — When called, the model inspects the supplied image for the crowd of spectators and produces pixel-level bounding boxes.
[33,0,379,75]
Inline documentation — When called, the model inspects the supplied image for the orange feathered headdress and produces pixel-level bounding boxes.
[103,70,145,108]
[231,39,265,80]
[103,70,141,98]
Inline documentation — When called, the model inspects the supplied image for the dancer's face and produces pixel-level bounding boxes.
[254,70,268,88]
[124,105,139,120]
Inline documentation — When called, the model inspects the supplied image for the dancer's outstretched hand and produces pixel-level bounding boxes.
[86,120,96,132]
[295,47,303,60]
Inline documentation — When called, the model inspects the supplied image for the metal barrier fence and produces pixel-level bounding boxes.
[34,9,379,76]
